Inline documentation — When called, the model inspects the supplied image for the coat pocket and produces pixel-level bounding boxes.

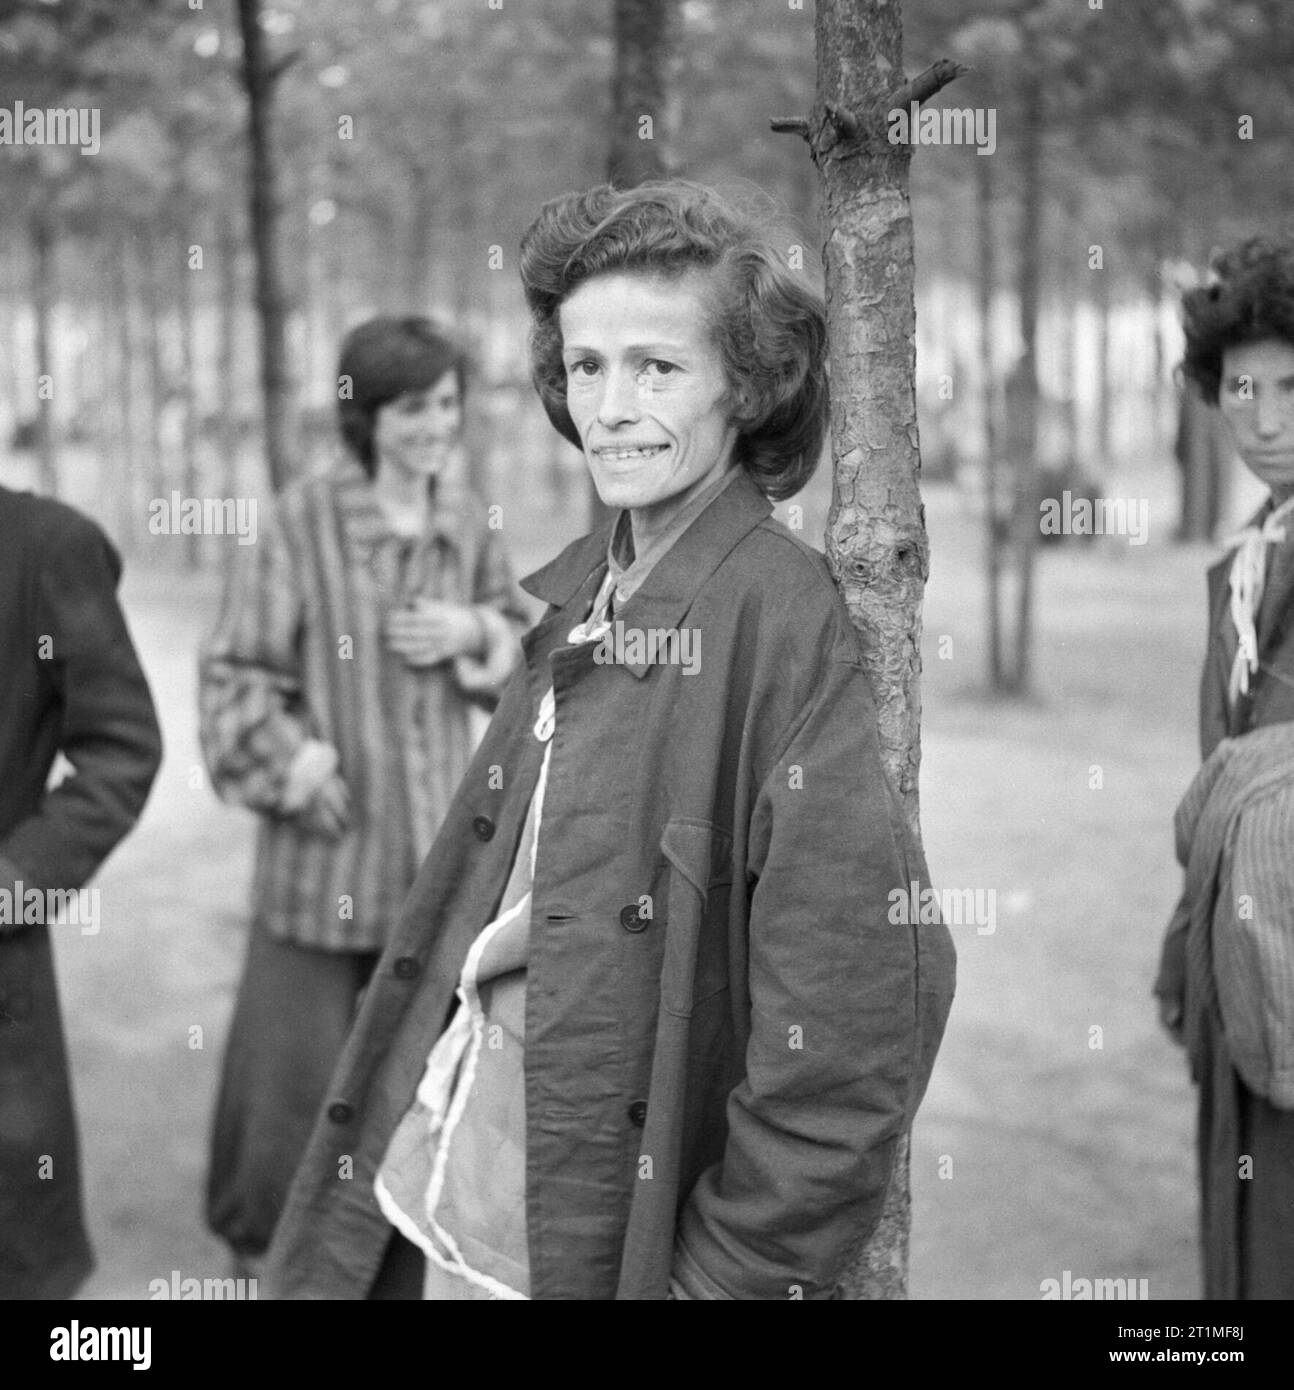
[659,818,733,1018]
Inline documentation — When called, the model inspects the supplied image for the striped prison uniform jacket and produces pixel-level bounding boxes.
[198,463,531,952]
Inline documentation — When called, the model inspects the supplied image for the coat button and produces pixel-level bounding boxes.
[472,815,495,841]
[327,1101,354,1124]
[393,956,420,980]
[619,904,648,932]
[627,1100,648,1127]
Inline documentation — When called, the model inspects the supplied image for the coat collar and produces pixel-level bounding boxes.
[520,467,774,676]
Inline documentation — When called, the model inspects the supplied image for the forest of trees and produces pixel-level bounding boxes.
[2,1,1284,536]
[2,0,1290,664]
[3,0,1292,1306]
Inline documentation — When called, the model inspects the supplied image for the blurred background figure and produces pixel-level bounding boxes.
[0,485,162,1298]
[1155,234,1294,1300]
[197,316,528,1275]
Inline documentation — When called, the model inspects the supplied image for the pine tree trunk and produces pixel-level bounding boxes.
[978,149,1004,690]
[608,0,678,187]
[1145,247,1165,466]
[178,214,200,570]
[1095,264,1112,470]
[217,203,241,515]
[30,206,58,498]
[1058,287,1080,471]
[407,163,436,317]
[4,252,23,433]
[97,240,129,549]
[142,230,167,522]
[1009,64,1043,694]
[814,0,935,1300]
[237,0,295,493]
[113,232,143,553]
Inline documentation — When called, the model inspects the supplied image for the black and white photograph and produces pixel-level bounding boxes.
[0,0,1290,1361]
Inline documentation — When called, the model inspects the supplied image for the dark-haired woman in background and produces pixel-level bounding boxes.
[265,181,955,1300]
[199,316,528,1272]
[1156,235,1294,1298]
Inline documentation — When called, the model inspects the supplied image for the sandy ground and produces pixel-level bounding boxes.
[42,475,1211,1302]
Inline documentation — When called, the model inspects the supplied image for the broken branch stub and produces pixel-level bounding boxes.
[884,57,969,115]
[769,116,812,141]
[773,56,969,159]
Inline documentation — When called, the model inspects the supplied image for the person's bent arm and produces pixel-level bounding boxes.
[198,494,330,817]
[0,515,162,905]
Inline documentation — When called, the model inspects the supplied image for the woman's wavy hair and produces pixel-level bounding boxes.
[1181,235,1294,404]
[519,180,828,501]
[336,316,469,477]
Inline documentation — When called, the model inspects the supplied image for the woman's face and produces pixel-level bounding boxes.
[1219,338,1294,498]
[558,270,739,522]
[372,370,462,482]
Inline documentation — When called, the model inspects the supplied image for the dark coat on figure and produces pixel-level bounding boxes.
[1156,497,1294,1298]
[0,486,162,1299]
[264,467,957,1300]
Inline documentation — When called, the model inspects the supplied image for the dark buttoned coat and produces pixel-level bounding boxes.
[265,467,956,1300]
[0,486,162,1298]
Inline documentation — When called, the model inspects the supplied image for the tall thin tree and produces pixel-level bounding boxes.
[608,0,678,188]
[29,200,58,497]
[774,0,962,1299]
[236,0,297,493]
[1009,51,1044,693]
[977,148,1005,689]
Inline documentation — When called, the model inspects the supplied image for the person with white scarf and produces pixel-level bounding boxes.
[1156,234,1294,1300]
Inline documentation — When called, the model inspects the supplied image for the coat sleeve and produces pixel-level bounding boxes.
[673,650,953,1300]
[198,494,313,813]
[0,513,162,902]
[1157,735,1234,1004]
[1154,888,1191,1004]
[451,521,530,712]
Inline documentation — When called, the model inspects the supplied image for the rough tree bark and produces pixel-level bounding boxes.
[774,1,962,1297]
[236,0,296,494]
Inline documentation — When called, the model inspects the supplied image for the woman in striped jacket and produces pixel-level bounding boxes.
[199,316,530,1273]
